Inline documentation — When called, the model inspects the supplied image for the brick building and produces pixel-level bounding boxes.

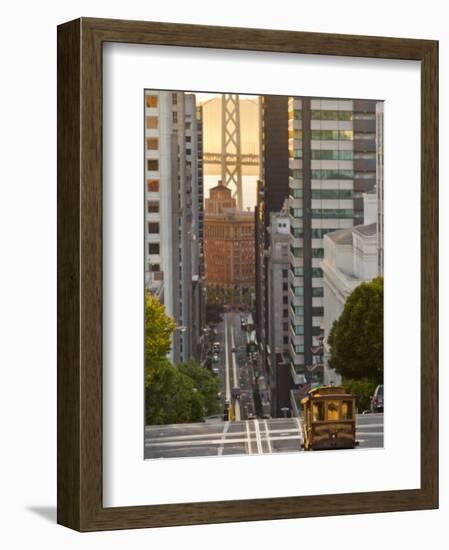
[204,183,255,290]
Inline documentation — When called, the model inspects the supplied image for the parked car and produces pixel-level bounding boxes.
[370,384,384,413]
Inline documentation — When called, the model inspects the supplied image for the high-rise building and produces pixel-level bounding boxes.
[265,208,294,416]
[376,102,384,276]
[204,183,255,291]
[255,96,289,372]
[287,97,381,386]
[144,90,203,363]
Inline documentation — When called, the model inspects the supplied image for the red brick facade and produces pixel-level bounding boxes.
[204,184,255,289]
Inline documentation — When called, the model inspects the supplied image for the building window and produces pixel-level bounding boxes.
[172,93,178,105]
[312,307,324,316]
[312,267,323,278]
[146,95,158,108]
[311,189,353,199]
[290,246,303,258]
[283,309,288,318]
[311,110,353,121]
[289,169,303,180]
[293,306,304,316]
[282,283,288,291]
[283,296,288,305]
[150,263,160,272]
[147,223,159,234]
[311,228,339,239]
[147,159,159,171]
[146,116,158,129]
[311,149,353,160]
[294,324,304,335]
[291,285,304,297]
[311,209,354,219]
[149,243,160,254]
[172,111,178,124]
[312,287,324,297]
[283,336,289,345]
[312,248,324,259]
[146,137,159,150]
[289,208,303,219]
[282,269,288,278]
[283,322,288,331]
[311,129,354,141]
[291,227,303,238]
[147,201,159,213]
[311,169,354,180]
[294,344,305,353]
[290,188,303,199]
[292,266,304,277]
[147,179,159,192]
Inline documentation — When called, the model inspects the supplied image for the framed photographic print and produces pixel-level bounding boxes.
[57,17,438,531]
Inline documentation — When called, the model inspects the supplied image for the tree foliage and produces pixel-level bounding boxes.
[342,378,378,413]
[328,277,383,384]
[144,291,220,425]
[145,290,176,387]
[178,360,221,418]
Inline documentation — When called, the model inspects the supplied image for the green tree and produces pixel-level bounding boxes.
[328,277,383,384]
[145,291,220,425]
[342,378,378,413]
[178,360,221,417]
[145,290,176,387]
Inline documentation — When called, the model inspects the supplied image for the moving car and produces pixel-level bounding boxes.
[370,384,384,413]
[231,387,241,399]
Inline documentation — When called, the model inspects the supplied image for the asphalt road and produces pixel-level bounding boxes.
[144,413,384,459]
[212,311,256,421]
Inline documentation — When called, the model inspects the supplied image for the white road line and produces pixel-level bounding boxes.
[218,422,230,456]
[246,421,253,454]
[146,426,302,442]
[224,318,231,401]
[254,420,263,454]
[295,416,303,438]
[145,434,304,448]
[230,323,241,421]
[264,420,273,453]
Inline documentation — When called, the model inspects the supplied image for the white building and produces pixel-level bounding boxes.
[321,221,379,384]
[144,90,203,363]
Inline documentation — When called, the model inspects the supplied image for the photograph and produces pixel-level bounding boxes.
[143,90,384,459]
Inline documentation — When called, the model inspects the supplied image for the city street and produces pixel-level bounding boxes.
[145,310,384,459]
[212,311,257,421]
[144,414,383,458]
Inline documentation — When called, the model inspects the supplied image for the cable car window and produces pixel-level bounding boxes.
[327,400,340,421]
[312,401,325,421]
[341,400,353,420]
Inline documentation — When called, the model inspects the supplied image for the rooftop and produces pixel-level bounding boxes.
[353,222,377,237]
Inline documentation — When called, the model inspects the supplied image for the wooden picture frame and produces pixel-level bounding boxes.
[57,17,438,531]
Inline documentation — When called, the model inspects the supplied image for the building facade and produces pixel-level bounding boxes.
[144,90,203,363]
[255,95,290,387]
[204,183,255,291]
[321,222,379,384]
[287,97,381,386]
[265,209,294,416]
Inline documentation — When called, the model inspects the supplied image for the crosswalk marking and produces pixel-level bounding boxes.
[246,421,253,454]
[253,419,263,453]
[264,420,273,453]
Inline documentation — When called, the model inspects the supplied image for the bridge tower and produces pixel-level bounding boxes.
[221,94,243,210]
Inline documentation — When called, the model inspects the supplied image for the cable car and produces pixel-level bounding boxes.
[301,386,358,451]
